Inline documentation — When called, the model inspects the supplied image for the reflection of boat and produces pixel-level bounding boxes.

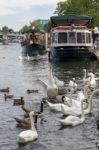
[21,28,46,57]
[49,14,97,61]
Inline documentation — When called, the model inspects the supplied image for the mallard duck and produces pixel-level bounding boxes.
[13,97,25,106]
[0,87,9,93]
[27,89,38,94]
[4,94,13,101]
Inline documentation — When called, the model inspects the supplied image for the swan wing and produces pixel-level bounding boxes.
[58,115,81,126]
[61,104,81,116]
[47,101,62,112]
[19,130,38,143]
[35,79,49,90]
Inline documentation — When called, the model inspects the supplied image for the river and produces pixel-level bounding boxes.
[0,43,99,150]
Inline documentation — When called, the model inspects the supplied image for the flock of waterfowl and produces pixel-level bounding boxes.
[1,67,99,145]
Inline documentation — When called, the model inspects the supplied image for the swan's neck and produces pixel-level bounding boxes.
[87,89,99,113]
[30,113,36,131]
[81,99,85,120]
[40,101,43,112]
[49,71,54,85]
[83,85,89,98]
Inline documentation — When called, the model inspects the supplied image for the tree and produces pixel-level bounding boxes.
[20,25,30,34]
[55,0,99,27]
[2,26,9,35]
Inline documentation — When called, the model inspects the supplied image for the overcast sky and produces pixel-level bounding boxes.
[0,0,65,31]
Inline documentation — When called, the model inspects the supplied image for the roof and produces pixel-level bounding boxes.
[50,14,92,27]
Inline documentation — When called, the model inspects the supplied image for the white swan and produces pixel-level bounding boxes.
[68,78,77,91]
[62,85,89,109]
[35,66,58,99]
[88,73,96,89]
[18,111,38,144]
[82,69,91,83]
[58,98,85,126]
[61,89,99,116]
[54,76,64,87]
[46,100,62,112]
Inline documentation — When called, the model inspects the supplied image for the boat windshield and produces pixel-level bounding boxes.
[58,31,91,44]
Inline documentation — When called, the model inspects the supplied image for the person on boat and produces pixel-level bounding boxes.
[94,37,99,51]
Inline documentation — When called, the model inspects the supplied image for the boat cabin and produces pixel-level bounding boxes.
[49,14,96,61]
[51,26,92,47]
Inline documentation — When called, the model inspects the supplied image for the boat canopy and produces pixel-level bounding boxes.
[50,14,92,27]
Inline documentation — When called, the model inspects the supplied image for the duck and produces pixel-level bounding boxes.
[0,87,9,93]
[61,89,99,116]
[35,66,58,99]
[18,111,38,144]
[4,94,13,101]
[15,114,38,128]
[13,97,25,106]
[58,98,85,126]
[27,89,38,94]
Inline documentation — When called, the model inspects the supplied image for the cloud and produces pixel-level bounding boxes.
[0,0,65,30]
[0,0,64,15]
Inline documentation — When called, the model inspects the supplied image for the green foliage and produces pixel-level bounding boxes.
[20,19,50,33]
[55,0,99,27]
[2,26,15,34]
[2,26,9,34]
[20,25,31,33]
[29,20,42,32]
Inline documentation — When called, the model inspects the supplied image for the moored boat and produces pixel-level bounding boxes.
[49,14,97,61]
[21,28,46,57]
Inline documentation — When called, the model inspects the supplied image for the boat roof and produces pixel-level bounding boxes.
[50,14,92,27]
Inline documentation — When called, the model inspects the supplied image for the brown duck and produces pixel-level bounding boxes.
[13,97,25,106]
[4,94,13,101]
[0,87,9,93]
[27,89,38,94]
[14,115,38,128]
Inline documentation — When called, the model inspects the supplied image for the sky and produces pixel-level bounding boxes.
[0,0,65,31]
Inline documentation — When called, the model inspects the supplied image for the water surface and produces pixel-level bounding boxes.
[0,43,99,150]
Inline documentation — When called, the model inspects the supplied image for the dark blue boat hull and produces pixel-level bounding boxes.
[49,46,97,61]
[21,43,44,57]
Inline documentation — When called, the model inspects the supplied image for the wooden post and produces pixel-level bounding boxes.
[45,32,48,51]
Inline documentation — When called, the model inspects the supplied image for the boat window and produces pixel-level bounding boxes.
[77,32,85,43]
[86,33,91,43]
[52,33,57,43]
[69,32,76,43]
[58,32,67,43]
[82,33,85,43]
